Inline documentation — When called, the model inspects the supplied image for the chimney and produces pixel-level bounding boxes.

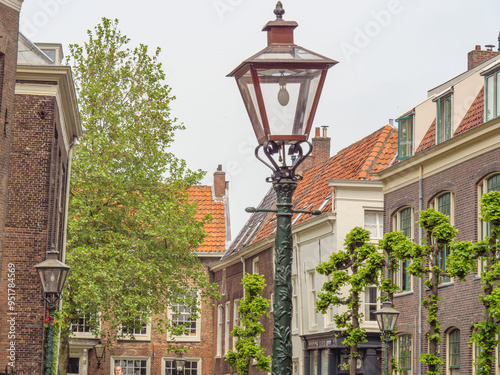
[213,164,227,201]
[468,44,500,70]
[312,126,331,166]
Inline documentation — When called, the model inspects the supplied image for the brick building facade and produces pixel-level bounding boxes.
[376,45,500,375]
[0,3,83,373]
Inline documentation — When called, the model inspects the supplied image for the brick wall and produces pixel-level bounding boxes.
[83,256,220,375]
[212,247,274,375]
[0,94,67,374]
[384,147,500,374]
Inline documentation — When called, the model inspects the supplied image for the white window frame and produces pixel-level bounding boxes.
[162,357,201,375]
[224,301,230,356]
[485,69,500,122]
[364,210,384,240]
[363,286,380,323]
[252,257,259,274]
[70,313,100,339]
[119,314,151,341]
[167,293,201,342]
[307,270,317,330]
[221,268,227,296]
[112,356,150,375]
[233,299,240,350]
[437,94,453,144]
[216,304,223,357]
[292,276,299,333]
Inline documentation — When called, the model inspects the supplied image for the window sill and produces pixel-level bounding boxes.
[394,291,414,297]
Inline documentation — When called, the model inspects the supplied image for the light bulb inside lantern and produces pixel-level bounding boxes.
[277,72,289,106]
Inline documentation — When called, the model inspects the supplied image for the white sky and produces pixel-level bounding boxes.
[19,0,500,239]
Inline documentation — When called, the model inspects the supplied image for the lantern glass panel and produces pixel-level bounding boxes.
[236,72,265,142]
[255,67,322,139]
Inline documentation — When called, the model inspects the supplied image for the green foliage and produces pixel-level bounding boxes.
[226,273,271,375]
[317,227,384,370]
[62,17,219,351]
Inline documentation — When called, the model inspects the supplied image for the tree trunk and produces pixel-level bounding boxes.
[57,326,70,375]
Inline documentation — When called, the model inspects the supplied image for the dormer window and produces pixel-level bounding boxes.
[485,70,500,121]
[437,94,452,144]
[397,115,413,160]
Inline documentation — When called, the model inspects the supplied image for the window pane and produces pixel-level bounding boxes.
[399,117,413,159]
[487,174,500,192]
[486,74,495,121]
[364,211,383,239]
[437,193,451,217]
[400,208,412,238]
[449,329,460,369]
[399,334,412,370]
[365,286,378,321]
[67,357,79,374]
[496,72,500,119]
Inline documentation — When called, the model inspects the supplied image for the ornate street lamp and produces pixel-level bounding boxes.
[228,3,336,374]
[94,341,106,369]
[374,300,400,375]
[174,352,186,375]
[34,247,71,375]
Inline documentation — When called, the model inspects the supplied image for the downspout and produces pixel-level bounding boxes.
[418,165,423,375]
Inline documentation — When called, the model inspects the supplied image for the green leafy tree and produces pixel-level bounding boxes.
[316,227,384,375]
[379,209,457,375]
[447,191,500,374]
[226,273,271,375]
[58,18,218,373]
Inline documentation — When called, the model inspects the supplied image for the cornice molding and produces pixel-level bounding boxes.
[374,116,500,193]
[0,0,23,12]
[15,65,83,149]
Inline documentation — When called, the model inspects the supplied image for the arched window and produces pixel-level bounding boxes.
[447,328,460,375]
[394,333,412,374]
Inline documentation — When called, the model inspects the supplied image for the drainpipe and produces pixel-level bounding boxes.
[418,165,423,375]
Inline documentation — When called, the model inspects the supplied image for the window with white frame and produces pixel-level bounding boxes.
[394,207,413,292]
[164,358,200,375]
[292,276,299,332]
[393,334,412,375]
[233,299,240,350]
[225,301,230,355]
[437,94,452,144]
[364,286,379,321]
[216,304,223,357]
[71,313,98,338]
[398,115,413,160]
[485,69,500,122]
[447,328,460,375]
[364,210,384,239]
[120,315,150,340]
[431,192,454,283]
[270,292,274,313]
[169,292,200,341]
[252,257,259,274]
[308,270,317,329]
[114,357,149,375]
[221,269,227,296]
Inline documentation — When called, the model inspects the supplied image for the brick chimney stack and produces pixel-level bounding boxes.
[468,44,500,70]
[213,164,227,201]
[295,126,331,176]
[312,126,331,165]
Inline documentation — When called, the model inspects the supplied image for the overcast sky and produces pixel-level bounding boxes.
[19,0,500,239]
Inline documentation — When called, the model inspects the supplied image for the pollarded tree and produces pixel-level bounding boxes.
[316,227,384,375]
[379,209,458,375]
[226,273,271,375]
[58,18,218,373]
[447,191,500,375]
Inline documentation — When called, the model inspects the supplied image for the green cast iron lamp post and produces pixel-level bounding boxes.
[374,300,400,375]
[228,2,336,374]
[34,247,70,375]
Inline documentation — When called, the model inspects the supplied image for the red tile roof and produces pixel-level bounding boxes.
[454,86,484,136]
[415,118,436,154]
[251,125,398,242]
[187,185,226,253]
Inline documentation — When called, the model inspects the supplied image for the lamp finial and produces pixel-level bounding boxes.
[274,1,285,21]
